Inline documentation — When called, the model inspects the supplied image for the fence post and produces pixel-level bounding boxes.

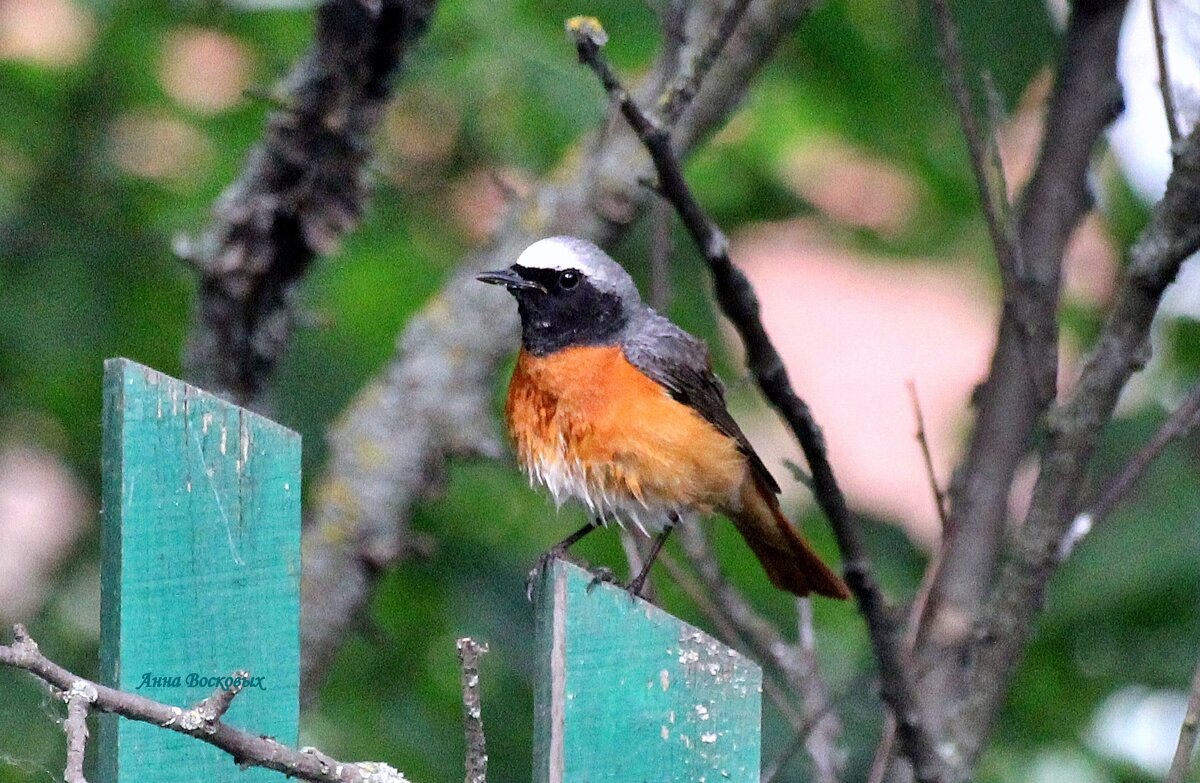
[97,358,301,783]
[534,559,762,783]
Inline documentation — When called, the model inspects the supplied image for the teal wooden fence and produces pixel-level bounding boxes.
[92,359,762,782]
[534,560,762,783]
[98,359,300,783]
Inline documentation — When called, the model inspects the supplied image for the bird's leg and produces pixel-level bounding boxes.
[625,512,678,599]
[526,519,602,600]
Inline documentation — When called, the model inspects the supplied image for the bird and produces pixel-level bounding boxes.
[477,236,850,600]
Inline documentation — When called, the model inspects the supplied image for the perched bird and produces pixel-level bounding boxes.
[478,236,849,599]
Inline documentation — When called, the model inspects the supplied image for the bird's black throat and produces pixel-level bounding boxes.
[510,266,629,355]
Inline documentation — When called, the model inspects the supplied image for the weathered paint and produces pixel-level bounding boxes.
[97,359,300,783]
[533,560,761,782]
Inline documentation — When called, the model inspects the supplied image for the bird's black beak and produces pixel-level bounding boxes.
[476,267,546,293]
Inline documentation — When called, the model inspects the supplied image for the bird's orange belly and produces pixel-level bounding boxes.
[504,345,747,530]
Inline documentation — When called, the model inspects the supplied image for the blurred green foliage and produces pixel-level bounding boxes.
[0,1,1197,782]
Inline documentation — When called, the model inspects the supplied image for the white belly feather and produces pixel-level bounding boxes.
[524,438,685,534]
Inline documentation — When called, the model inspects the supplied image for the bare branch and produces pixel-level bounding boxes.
[795,598,843,783]
[761,603,843,783]
[1165,651,1200,783]
[62,683,93,783]
[567,20,943,782]
[0,626,413,783]
[911,6,1126,772]
[1063,378,1200,557]
[956,116,1200,771]
[300,0,818,695]
[1149,0,1182,144]
[456,638,489,783]
[182,0,438,405]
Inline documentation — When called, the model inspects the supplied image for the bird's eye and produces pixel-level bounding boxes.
[558,270,580,290]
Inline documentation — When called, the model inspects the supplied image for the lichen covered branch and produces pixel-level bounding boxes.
[63,683,92,783]
[0,626,414,783]
[456,638,489,783]
[183,0,438,405]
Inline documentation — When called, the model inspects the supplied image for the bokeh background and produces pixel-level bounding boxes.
[1,0,1198,781]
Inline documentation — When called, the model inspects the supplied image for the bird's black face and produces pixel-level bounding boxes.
[477,264,629,355]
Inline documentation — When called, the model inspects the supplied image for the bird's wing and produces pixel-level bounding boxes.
[622,313,782,495]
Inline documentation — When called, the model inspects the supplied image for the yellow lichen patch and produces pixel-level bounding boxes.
[312,478,363,542]
[354,437,388,468]
[564,16,607,46]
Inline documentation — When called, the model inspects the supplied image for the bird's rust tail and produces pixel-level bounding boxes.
[728,476,851,599]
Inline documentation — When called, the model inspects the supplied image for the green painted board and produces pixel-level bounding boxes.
[97,359,300,783]
[534,559,762,783]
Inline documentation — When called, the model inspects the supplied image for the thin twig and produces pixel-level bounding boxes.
[980,71,1013,219]
[0,626,413,783]
[1149,0,1182,145]
[191,670,251,728]
[868,539,950,783]
[763,607,830,783]
[928,0,1023,295]
[1165,650,1200,783]
[907,381,949,529]
[568,19,942,782]
[867,383,951,783]
[62,683,94,783]
[930,0,1056,418]
[1062,378,1200,558]
[456,638,489,783]
[795,597,842,783]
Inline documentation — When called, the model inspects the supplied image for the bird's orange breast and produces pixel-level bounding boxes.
[504,345,746,517]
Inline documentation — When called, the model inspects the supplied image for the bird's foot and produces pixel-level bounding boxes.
[624,571,651,601]
[525,547,589,601]
[584,566,618,593]
[526,521,602,601]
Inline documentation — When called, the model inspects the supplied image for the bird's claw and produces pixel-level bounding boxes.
[525,552,556,602]
[525,548,587,601]
[624,572,650,601]
[584,567,617,593]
